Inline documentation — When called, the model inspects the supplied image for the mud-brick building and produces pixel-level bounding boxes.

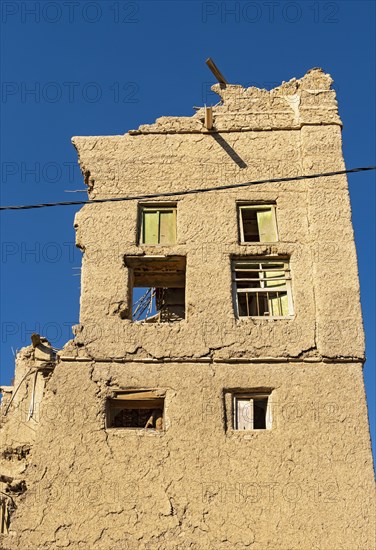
[0,68,375,549]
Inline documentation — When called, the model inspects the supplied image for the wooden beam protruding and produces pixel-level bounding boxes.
[204,106,213,130]
[205,58,228,85]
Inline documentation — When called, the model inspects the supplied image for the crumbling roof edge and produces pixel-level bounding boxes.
[71,68,340,142]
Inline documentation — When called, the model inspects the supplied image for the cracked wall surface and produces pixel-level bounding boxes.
[2,359,375,549]
[0,68,374,549]
[70,71,363,362]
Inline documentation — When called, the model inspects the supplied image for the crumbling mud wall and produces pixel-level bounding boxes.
[1,69,374,549]
[0,339,55,540]
[2,359,375,549]
[69,69,364,364]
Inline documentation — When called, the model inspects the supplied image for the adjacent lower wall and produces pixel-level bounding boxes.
[2,357,374,550]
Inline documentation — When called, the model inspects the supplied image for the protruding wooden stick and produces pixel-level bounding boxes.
[206,58,228,85]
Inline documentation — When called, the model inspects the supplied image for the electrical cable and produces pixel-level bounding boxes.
[0,166,375,212]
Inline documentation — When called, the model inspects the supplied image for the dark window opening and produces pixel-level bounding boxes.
[238,205,277,243]
[241,208,260,241]
[253,399,267,429]
[107,392,165,430]
[234,394,271,430]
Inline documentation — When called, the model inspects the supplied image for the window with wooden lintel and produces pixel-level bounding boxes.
[139,204,177,245]
[107,391,165,431]
[233,393,272,430]
[238,204,278,243]
[232,259,293,318]
[125,256,185,323]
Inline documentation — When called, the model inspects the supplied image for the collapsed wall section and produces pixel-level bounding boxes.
[0,339,55,538]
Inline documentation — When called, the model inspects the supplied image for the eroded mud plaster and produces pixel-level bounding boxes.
[0,69,374,549]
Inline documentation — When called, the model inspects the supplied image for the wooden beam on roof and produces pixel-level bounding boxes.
[204,106,213,130]
[206,58,228,85]
[31,333,41,348]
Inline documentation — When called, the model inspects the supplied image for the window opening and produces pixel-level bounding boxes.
[107,391,165,431]
[239,205,278,243]
[140,204,177,245]
[233,259,293,318]
[234,394,271,430]
[126,256,186,322]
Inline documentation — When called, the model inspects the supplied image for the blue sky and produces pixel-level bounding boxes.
[0,1,375,460]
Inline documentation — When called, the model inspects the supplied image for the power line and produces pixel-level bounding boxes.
[0,166,375,212]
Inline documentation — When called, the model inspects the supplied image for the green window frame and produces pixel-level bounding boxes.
[140,205,177,245]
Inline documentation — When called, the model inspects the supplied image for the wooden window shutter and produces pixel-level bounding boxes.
[143,210,159,244]
[236,398,253,430]
[257,209,277,242]
[159,210,176,244]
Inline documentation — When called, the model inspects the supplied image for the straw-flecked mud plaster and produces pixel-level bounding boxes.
[0,69,374,549]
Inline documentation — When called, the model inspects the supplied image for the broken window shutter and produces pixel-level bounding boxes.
[257,209,277,242]
[264,266,289,316]
[266,293,288,316]
[279,294,289,316]
[143,211,159,244]
[264,267,285,289]
[159,210,176,244]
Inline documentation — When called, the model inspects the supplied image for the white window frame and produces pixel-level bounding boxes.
[232,259,294,319]
[233,393,272,430]
[238,204,278,243]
